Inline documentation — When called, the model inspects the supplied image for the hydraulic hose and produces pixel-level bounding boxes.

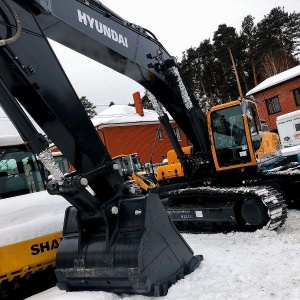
[0,0,21,46]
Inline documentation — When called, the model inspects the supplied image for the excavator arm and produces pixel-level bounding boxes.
[0,0,201,296]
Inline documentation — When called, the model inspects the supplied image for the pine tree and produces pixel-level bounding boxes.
[254,7,300,79]
[180,46,200,88]
[241,15,259,86]
[141,91,154,110]
[178,6,300,105]
[213,24,242,100]
[80,96,97,118]
[197,39,222,99]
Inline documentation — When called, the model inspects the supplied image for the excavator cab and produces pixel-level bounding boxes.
[208,100,256,171]
[157,100,279,182]
[208,99,280,171]
[0,142,44,198]
[113,153,143,176]
[113,154,156,193]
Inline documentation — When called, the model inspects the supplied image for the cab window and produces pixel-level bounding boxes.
[211,105,251,167]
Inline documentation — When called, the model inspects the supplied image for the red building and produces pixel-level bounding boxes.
[246,65,300,131]
[91,94,189,164]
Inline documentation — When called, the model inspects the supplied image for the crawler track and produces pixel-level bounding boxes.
[261,162,300,180]
[161,185,287,233]
[0,266,56,299]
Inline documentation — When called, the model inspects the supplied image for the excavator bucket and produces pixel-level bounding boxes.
[55,193,202,296]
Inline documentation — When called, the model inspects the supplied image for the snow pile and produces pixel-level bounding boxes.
[0,106,44,143]
[246,65,300,96]
[0,135,24,147]
[0,107,22,137]
[27,210,300,300]
[0,191,69,247]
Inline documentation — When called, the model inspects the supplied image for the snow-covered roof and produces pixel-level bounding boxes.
[276,109,300,122]
[92,104,173,128]
[246,65,300,96]
[0,107,44,146]
[0,107,24,146]
[0,135,24,147]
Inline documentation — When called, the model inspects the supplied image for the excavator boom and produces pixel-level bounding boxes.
[33,0,211,159]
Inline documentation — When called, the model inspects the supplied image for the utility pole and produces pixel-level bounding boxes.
[229,47,243,99]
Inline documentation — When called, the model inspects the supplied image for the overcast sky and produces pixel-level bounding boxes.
[50,0,299,112]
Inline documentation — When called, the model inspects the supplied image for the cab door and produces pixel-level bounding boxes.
[207,101,257,171]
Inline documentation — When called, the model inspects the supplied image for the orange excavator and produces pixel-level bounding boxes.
[113,153,156,193]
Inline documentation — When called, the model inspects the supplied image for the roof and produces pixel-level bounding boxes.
[246,65,300,96]
[92,104,173,128]
[0,107,44,147]
[0,107,23,146]
[276,109,300,122]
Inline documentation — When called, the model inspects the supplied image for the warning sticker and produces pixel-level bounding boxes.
[196,211,203,218]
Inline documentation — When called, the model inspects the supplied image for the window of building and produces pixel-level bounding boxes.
[156,128,163,140]
[265,96,281,115]
[173,128,181,141]
[293,88,300,106]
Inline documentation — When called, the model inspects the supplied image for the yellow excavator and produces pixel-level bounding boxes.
[157,101,280,183]
[152,97,290,232]
[112,153,156,193]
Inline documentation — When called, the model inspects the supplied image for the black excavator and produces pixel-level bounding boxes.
[0,0,201,297]
[0,0,299,295]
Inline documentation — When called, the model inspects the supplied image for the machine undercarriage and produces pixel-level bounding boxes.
[155,163,300,233]
[260,162,300,209]
[160,185,287,233]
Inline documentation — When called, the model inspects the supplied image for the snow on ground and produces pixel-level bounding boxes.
[27,210,300,300]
